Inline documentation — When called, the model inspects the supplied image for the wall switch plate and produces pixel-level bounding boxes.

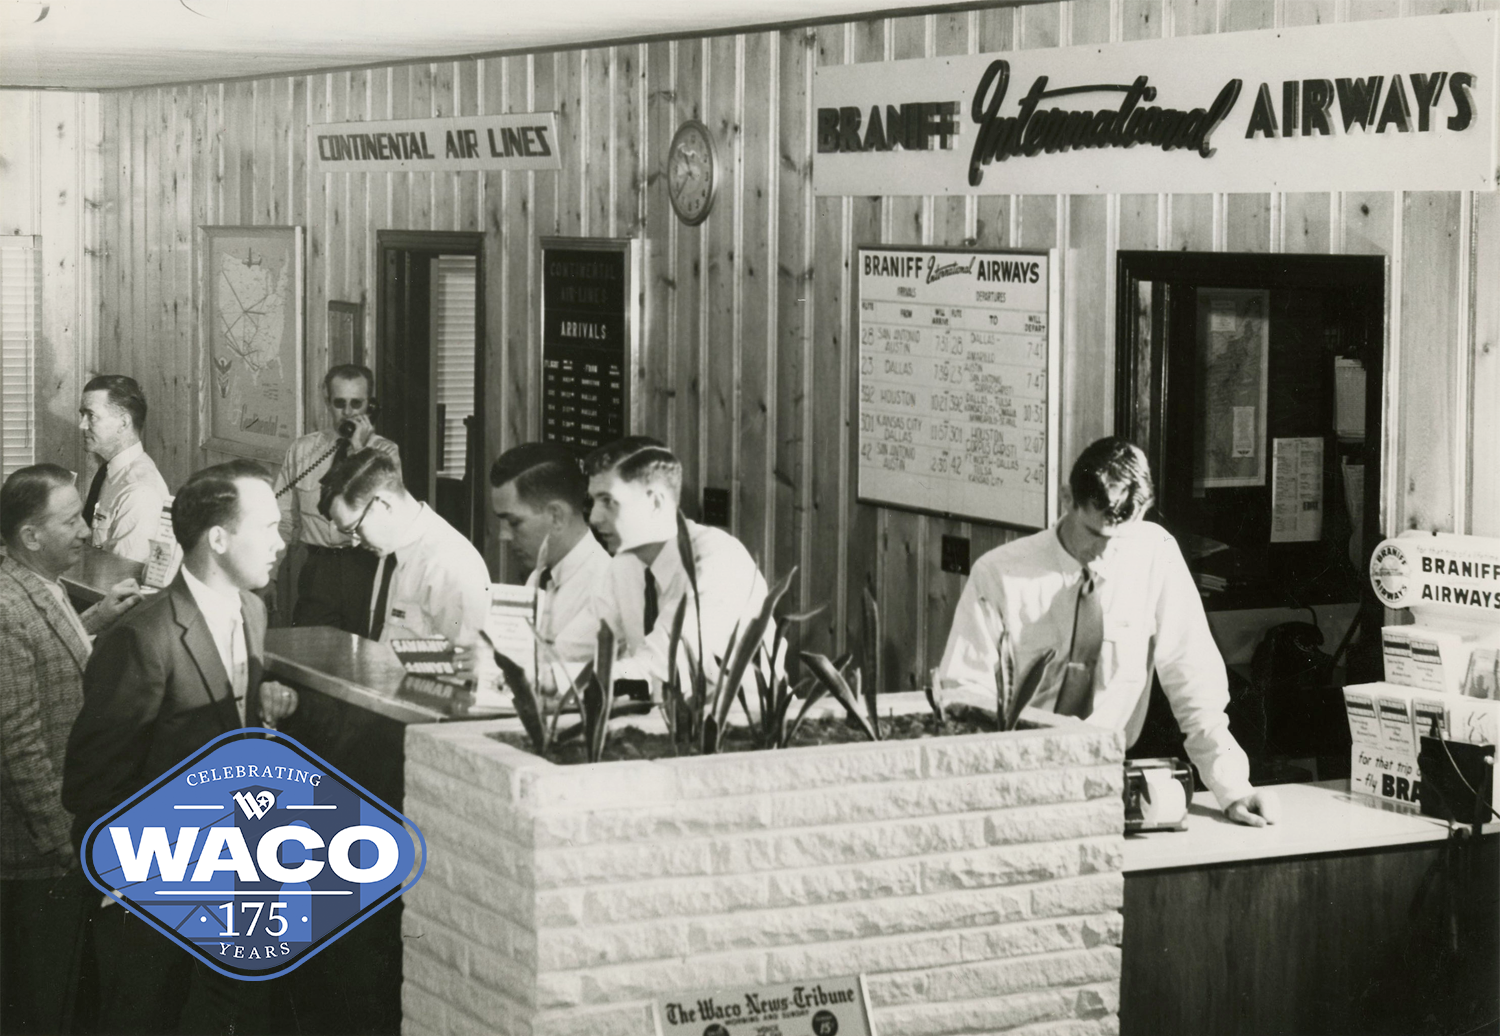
[702,487,731,527]
[941,535,970,575]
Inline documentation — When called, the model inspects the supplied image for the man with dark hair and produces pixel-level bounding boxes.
[62,459,298,1034]
[272,362,401,632]
[490,442,610,662]
[78,373,170,563]
[935,436,1278,827]
[582,437,771,690]
[1,465,139,1034]
[324,448,489,644]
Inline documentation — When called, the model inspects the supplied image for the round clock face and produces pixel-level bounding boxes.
[667,120,717,226]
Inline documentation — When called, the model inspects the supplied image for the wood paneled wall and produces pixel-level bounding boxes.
[0,90,100,480]
[76,0,1499,685]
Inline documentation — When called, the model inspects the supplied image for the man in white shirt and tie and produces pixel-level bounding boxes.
[323,449,490,645]
[582,437,771,694]
[934,436,1278,827]
[63,459,299,1034]
[489,442,610,663]
[77,374,171,564]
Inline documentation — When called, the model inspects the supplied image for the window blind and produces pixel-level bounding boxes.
[433,255,477,475]
[0,236,40,480]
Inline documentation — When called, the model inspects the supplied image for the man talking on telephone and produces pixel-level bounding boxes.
[271,363,402,633]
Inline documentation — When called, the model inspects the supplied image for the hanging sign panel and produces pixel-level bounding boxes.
[858,247,1059,529]
[539,237,640,453]
[310,113,561,173]
[814,11,1498,196]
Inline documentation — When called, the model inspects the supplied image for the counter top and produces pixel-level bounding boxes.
[264,626,513,725]
[60,544,144,604]
[1124,779,1490,873]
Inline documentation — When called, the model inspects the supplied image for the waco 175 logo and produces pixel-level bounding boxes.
[79,730,425,981]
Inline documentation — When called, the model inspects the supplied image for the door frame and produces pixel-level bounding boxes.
[375,229,487,542]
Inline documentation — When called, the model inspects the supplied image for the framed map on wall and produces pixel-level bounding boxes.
[198,226,305,461]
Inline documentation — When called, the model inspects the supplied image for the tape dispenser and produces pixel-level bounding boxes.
[1123,757,1193,833]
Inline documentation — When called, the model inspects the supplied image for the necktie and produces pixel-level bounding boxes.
[643,568,659,634]
[82,461,108,526]
[369,553,397,640]
[1055,569,1104,718]
[230,616,248,724]
[538,567,553,591]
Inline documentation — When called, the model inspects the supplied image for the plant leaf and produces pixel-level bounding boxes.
[481,630,546,754]
[1006,648,1055,731]
[783,681,829,747]
[800,651,878,742]
[712,567,798,735]
[589,621,618,762]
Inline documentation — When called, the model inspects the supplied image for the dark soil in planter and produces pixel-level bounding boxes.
[489,703,1012,764]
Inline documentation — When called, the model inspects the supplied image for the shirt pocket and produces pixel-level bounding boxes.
[1101,613,1149,688]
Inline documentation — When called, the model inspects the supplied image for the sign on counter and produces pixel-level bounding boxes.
[857,246,1058,529]
[539,237,640,453]
[655,974,874,1036]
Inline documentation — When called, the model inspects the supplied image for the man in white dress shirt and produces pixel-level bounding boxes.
[77,374,170,564]
[582,437,770,694]
[935,436,1278,827]
[324,448,490,645]
[489,442,610,662]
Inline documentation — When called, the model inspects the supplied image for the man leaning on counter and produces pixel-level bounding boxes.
[936,436,1280,828]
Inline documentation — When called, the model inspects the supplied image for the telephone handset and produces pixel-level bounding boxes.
[336,399,379,440]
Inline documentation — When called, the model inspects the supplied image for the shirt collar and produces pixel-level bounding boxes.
[104,440,145,476]
[181,564,244,628]
[387,502,434,554]
[545,530,605,587]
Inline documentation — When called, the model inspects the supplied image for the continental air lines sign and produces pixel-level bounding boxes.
[812,12,1497,196]
[309,112,561,173]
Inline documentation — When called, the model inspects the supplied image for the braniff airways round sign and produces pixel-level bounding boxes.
[79,728,425,981]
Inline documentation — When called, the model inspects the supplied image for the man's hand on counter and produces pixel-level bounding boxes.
[1225,788,1282,827]
[260,680,300,728]
[83,578,145,633]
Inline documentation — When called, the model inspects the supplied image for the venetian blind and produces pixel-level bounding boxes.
[433,255,477,475]
[0,236,40,479]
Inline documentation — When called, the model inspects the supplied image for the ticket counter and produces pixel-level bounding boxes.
[1121,782,1498,1035]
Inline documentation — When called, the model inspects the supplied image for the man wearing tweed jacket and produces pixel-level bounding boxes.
[1,464,141,1034]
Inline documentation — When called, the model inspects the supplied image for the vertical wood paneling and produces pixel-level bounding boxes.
[42,0,1477,686]
[739,32,775,572]
[774,28,814,608]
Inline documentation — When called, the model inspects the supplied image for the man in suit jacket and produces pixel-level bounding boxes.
[64,459,298,1035]
[1,464,141,1034]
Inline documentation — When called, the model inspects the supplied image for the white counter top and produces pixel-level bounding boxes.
[1123,780,1486,873]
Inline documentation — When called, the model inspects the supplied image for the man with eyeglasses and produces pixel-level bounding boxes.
[271,364,401,633]
[322,448,489,645]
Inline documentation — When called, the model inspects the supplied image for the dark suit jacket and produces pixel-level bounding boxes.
[62,573,267,847]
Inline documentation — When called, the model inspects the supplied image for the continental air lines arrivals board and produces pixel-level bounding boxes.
[857,247,1059,529]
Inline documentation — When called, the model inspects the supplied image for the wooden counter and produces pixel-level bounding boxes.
[59,543,143,605]
[1122,781,1498,1036]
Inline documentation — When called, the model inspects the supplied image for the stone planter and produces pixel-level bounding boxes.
[400,704,1125,1036]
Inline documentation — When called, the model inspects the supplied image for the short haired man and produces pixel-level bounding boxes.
[0,465,140,1034]
[935,437,1279,827]
[324,448,489,644]
[490,442,610,662]
[583,437,770,691]
[272,363,401,632]
[63,460,298,1034]
[78,373,171,563]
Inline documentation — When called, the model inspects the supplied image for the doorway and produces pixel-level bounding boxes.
[1114,251,1386,777]
[376,230,486,543]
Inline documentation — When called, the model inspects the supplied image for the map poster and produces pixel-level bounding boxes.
[655,974,875,1036]
[1193,288,1268,489]
[199,226,305,461]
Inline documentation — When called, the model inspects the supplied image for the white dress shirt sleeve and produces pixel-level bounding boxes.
[935,567,1006,700]
[1151,537,1254,810]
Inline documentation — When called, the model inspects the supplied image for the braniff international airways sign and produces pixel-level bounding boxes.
[812,11,1498,196]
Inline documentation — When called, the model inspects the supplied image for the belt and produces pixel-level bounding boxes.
[304,543,358,556]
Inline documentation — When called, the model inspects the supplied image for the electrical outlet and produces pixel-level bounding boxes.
[702,487,731,527]
[941,535,971,575]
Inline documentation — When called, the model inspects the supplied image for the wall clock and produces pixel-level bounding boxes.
[667,119,718,226]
